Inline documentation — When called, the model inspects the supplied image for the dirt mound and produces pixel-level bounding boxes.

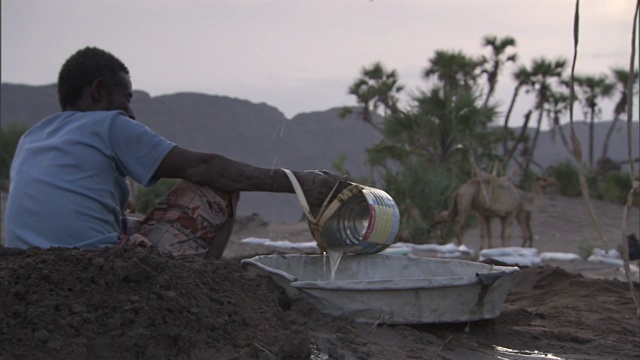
[1,245,639,360]
[0,246,309,360]
[462,267,640,359]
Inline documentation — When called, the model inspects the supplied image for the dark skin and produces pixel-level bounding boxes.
[67,71,343,257]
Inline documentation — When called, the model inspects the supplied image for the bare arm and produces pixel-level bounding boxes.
[153,146,342,208]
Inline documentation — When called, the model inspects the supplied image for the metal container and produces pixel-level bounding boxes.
[242,254,519,324]
[282,169,400,255]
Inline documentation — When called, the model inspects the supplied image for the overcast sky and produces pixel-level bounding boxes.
[1,0,636,127]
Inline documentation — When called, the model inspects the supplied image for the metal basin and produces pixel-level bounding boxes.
[241,254,519,324]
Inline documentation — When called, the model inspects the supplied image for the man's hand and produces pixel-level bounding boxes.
[295,170,348,211]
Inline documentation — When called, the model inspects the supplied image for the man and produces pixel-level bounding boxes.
[4,46,341,259]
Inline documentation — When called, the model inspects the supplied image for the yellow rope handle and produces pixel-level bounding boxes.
[281,168,315,222]
[316,182,363,226]
[281,168,352,252]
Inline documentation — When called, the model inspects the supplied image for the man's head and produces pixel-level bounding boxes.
[57,47,135,118]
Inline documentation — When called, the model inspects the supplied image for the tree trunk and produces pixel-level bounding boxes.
[600,115,621,160]
[502,85,521,155]
[550,122,573,156]
[519,107,544,188]
[506,110,532,168]
[557,124,572,154]
[588,108,595,167]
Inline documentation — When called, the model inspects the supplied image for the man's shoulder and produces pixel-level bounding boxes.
[36,110,128,126]
[24,111,137,144]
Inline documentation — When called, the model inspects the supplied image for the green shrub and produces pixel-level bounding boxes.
[545,160,581,197]
[545,160,638,205]
[518,168,540,191]
[545,160,601,197]
[135,178,179,214]
[585,170,602,199]
[383,160,460,244]
[0,125,29,191]
[599,171,639,205]
[577,240,595,260]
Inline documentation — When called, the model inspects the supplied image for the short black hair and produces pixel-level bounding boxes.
[57,47,129,110]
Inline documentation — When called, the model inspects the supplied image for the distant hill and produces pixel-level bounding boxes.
[526,120,638,171]
[1,83,382,222]
[1,83,638,222]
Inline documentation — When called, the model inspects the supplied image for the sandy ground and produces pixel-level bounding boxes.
[1,193,639,359]
[228,193,640,257]
[217,194,640,359]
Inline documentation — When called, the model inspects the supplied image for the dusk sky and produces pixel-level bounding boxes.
[1,0,636,127]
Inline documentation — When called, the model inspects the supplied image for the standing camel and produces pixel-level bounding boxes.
[438,175,557,249]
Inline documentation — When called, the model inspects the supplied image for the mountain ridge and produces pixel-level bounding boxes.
[2,83,637,222]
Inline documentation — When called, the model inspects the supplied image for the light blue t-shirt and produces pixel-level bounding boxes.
[4,110,176,249]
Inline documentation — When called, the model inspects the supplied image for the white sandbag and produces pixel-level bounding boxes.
[540,252,581,262]
[479,247,538,258]
[591,248,620,259]
[587,255,624,266]
[240,237,271,244]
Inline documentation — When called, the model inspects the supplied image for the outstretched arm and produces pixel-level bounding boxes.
[153,146,342,209]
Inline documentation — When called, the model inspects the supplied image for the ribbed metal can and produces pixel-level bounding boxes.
[310,181,401,255]
[281,169,400,255]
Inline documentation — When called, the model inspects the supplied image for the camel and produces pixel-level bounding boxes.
[436,175,558,249]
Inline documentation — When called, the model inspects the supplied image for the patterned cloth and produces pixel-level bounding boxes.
[119,181,236,256]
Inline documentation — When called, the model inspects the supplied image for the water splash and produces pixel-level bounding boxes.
[329,251,343,281]
[492,345,563,359]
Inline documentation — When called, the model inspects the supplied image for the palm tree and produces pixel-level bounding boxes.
[342,62,404,132]
[573,74,615,167]
[480,35,518,108]
[362,49,499,176]
[421,50,497,164]
[505,110,532,166]
[343,44,506,240]
[600,67,639,161]
[423,50,483,97]
[519,57,567,186]
[545,89,572,154]
[410,87,497,164]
